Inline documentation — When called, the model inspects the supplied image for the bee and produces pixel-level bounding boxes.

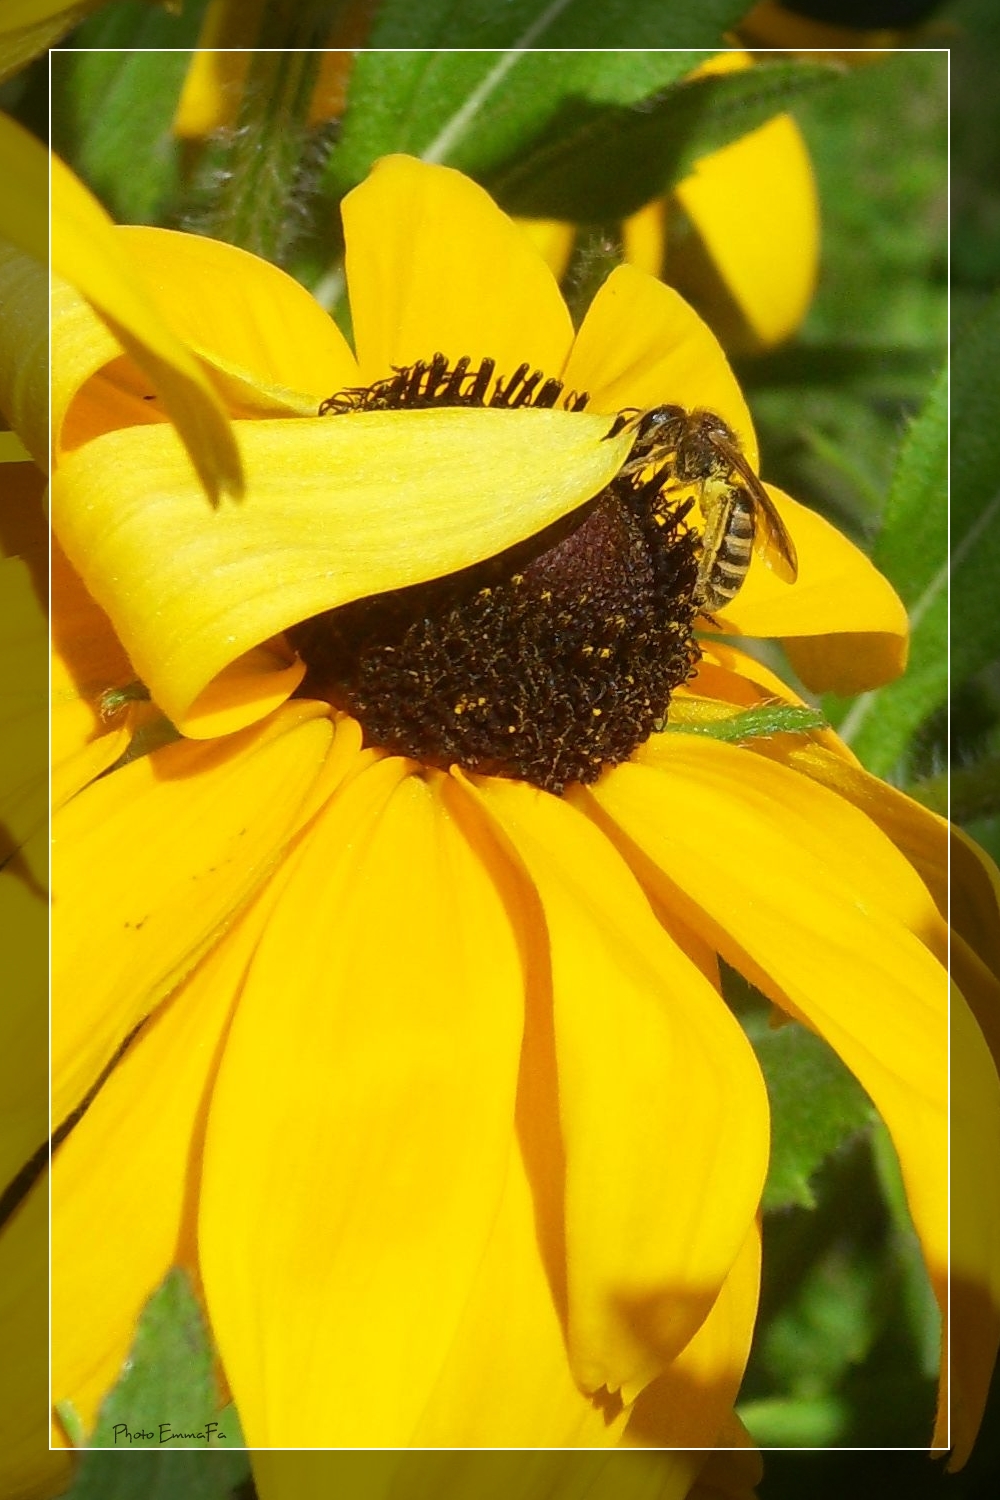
[612,404,798,613]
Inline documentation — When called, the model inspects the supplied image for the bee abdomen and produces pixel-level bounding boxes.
[703,493,755,606]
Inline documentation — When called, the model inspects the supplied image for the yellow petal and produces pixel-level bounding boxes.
[460,773,769,1400]
[621,199,668,280]
[0,430,30,462]
[688,1431,762,1500]
[179,640,306,739]
[52,152,243,500]
[593,738,947,1369]
[0,830,47,1194]
[343,155,575,383]
[717,484,909,688]
[116,226,359,406]
[51,716,133,811]
[672,53,819,352]
[952,827,1000,989]
[52,703,336,1124]
[51,538,142,806]
[52,406,632,733]
[0,112,46,261]
[517,217,577,282]
[624,1222,761,1449]
[682,640,860,765]
[405,1132,629,1447]
[51,881,282,1439]
[199,760,526,1446]
[0,511,47,862]
[750,740,948,932]
[0,1180,74,1500]
[0,242,47,468]
[172,9,256,138]
[946,987,1000,1467]
[0,1,102,82]
[562,263,758,466]
[251,1449,708,1500]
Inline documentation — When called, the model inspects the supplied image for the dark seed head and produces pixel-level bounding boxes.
[295,359,702,794]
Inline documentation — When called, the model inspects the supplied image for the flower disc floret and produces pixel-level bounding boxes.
[293,356,702,792]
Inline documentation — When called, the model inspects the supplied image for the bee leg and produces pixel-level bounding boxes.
[694,482,733,612]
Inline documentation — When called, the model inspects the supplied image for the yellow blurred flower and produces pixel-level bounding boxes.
[172,0,374,137]
[29,153,1000,1459]
[249,1447,762,1500]
[521,53,820,355]
[173,37,817,354]
[0,0,111,82]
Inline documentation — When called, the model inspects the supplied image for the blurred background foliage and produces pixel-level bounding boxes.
[4,0,997,1494]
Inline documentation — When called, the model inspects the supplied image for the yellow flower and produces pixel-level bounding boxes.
[521,52,820,354]
[171,0,372,137]
[249,1446,762,1500]
[39,154,999,1457]
[0,107,241,501]
[0,0,111,82]
[1,465,72,1500]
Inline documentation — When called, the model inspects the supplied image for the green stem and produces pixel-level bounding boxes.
[207,50,319,263]
[562,224,623,329]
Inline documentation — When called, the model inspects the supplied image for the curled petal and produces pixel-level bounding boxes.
[52,407,631,733]
[0,2,101,82]
[52,151,242,500]
[116,226,359,406]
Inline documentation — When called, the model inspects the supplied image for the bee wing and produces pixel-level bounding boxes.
[715,440,798,583]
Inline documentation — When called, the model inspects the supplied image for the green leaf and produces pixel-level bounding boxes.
[491,59,841,222]
[662,704,827,743]
[52,1,202,225]
[327,50,714,198]
[62,1448,250,1500]
[364,0,750,48]
[870,1121,940,1381]
[841,297,1000,777]
[947,293,1000,687]
[738,1394,850,1448]
[833,364,946,775]
[84,1269,235,1451]
[743,1013,874,1213]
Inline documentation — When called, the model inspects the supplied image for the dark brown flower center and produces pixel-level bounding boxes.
[289,357,701,794]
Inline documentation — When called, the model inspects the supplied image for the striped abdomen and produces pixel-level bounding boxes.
[700,488,755,610]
